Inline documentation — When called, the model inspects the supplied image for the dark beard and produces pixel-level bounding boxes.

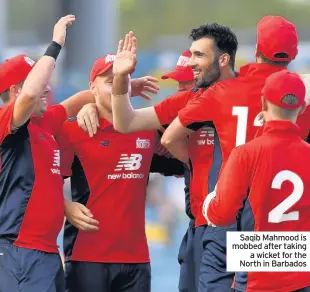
[195,57,221,89]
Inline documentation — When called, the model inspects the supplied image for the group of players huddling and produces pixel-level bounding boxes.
[0,12,310,292]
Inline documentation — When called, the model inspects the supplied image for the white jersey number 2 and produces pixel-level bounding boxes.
[269,170,304,223]
[232,107,304,223]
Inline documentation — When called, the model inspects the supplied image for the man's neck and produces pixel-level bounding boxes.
[200,69,236,92]
[97,103,113,123]
[219,68,236,81]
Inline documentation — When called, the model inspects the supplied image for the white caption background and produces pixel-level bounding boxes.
[227,232,310,272]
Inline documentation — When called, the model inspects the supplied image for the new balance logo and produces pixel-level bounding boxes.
[136,138,150,149]
[53,150,60,167]
[177,56,190,67]
[108,154,144,180]
[197,139,214,146]
[200,126,214,138]
[115,154,142,171]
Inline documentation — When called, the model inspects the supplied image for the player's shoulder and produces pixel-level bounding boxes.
[129,129,158,141]
[213,75,245,93]
[167,89,193,101]
[61,116,80,132]
[0,102,14,115]
[299,138,310,151]
[234,135,265,155]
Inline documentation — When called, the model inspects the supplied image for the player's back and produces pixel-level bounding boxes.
[241,122,310,232]
[211,64,286,171]
[236,121,310,292]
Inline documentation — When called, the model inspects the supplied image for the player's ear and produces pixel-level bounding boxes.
[219,53,230,68]
[89,81,97,96]
[255,44,259,59]
[299,104,306,115]
[261,95,268,111]
[10,85,22,99]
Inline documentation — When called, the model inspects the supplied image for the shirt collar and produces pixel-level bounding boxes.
[239,63,286,77]
[263,120,301,137]
[98,118,114,131]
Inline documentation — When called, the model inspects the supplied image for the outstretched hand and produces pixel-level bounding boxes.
[113,31,137,76]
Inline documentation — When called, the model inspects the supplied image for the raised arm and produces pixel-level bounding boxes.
[13,15,75,128]
[111,32,162,133]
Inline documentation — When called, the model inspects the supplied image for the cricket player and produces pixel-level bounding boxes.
[57,54,184,292]
[0,15,96,292]
[109,24,238,291]
[205,71,310,292]
[161,15,299,291]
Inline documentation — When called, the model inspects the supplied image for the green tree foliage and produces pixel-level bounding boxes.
[120,0,310,48]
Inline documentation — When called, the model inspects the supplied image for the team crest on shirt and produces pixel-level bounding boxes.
[136,138,150,149]
[197,126,214,146]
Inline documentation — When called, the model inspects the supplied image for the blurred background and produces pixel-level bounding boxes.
[1,0,310,290]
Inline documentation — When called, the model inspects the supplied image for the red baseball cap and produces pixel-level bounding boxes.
[162,50,194,82]
[0,54,35,94]
[262,70,306,109]
[257,16,298,62]
[90,54,115,82]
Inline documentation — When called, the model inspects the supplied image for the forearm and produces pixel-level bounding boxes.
[149,154,184,176]
[13,54,58,128]
[21,56,55,100]
[112,74,130,95]
[111,93,161,133]
[161,137,189,164]
[111,74,136,132]
[61,90,95,118]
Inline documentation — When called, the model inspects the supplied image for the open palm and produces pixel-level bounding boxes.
[113,31,137,76]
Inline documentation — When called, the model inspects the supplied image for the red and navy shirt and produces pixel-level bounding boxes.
[154,88,215,227]
[179,64,286,191]
[0,103,66,253]
[57,118,160,263]
[208,121,310,292]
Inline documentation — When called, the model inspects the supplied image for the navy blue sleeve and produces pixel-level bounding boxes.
[183,165,194,219]
[149,154,184,176]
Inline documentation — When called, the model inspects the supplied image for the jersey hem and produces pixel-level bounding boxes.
[69,256,150,263]
[234,282,310,292]
[14,242,59,253]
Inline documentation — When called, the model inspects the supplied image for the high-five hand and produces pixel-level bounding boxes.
[113,31,137,76]
[53,15,76,47]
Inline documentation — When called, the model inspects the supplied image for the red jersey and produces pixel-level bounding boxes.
[207,121,310,292]
[296,105,310,139]
[179,64,287,180]
[154,88,215,227]
[255,105,310,140]
[0,103,66,253]
[57,118,159,263]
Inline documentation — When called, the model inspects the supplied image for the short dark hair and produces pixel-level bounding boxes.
[258,51,289,68]
[0,89,10,104]
[189,22,238,69]
[281,94,298,106]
